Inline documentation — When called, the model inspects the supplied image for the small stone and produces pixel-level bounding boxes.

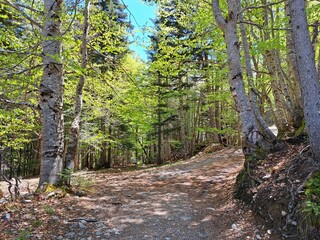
[231,223,237,230]
[95,222,107,228]
[70,223,78,228]
[46,192,56,198]
[23,199,32,203]
[24,214,33,220]
[111,228,120,235]
[1,213,10,220]
[95,231,102,236]
[290,220,297,226]
[198,232,209,238]
[281,211,287,216]
[79,222,86,229]
[57,236,63,240]
[76,191,87,197]
[164,238,172,240]
[52,216,60,220]
[256,234,262,240]
[262,174,271,180]
[267,229,272,234]
[180,216,191,221]
[206,207,215,211]
[65,232,76,237]
[67,206,73,210]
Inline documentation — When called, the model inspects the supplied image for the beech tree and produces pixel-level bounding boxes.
[39,0,64,186]
[65,0,91,183]
[1,0,319,184]
[287,0,320,160]
[211,0,278,159]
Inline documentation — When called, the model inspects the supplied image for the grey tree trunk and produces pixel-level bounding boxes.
[39,0,64,186]
[157,76,163,165]
[178,96,187,157]
[288,0,320,160]
[238,8,276,141]
[318,48,320,79]
[99,114,107,168]
[212,0,277,159]
[65,0,90,179]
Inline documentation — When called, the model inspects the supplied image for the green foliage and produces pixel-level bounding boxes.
[3,0,315,175]
[71,175,94,193]
[298,172,320,238]
[43,205,55,215]
[16,229,31,240]
[31,220,42,228]
[303,172,320,217]
[0,108,38,149]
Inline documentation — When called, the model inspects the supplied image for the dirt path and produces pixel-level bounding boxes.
[1,148,270,240]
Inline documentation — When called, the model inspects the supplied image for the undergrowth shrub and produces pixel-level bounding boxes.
[298,171,320,239]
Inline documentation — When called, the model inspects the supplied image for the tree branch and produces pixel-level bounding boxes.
[1,0,42,28]
[0,64,44,77]
[0,98,39,110]
[62,0,81,35]
[239,20,289,31]
[15,2,43,13]
[211,0,226,30]
[0,49,42,57]
[239,0,285,14]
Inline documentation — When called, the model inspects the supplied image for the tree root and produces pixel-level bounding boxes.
[284,157,319,232]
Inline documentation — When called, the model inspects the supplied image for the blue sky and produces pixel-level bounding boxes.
[122,0,156,61]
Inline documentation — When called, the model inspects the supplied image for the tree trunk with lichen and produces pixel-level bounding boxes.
[238,8,277,142]
[64,0,91,184]
[287,0,320,161]
[212,0,282,201]
[211,0,278,160]
[39,0,64,187]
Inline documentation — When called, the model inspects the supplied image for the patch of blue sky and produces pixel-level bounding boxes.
[122,0,156,61]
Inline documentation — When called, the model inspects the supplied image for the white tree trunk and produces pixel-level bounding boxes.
[39,0,64,186]
[288,0,320,160]
[238,9,277,141]
[212,0,276,158]
[65,0,91,177]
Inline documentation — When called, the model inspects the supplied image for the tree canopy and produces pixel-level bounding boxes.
[0,0,319,188]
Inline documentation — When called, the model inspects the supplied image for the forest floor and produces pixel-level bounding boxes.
[1,147,284,240]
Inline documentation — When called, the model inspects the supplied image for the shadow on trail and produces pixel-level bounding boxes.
[1,148,264,240]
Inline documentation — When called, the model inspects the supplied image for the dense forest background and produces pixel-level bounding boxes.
[0,0,319,187]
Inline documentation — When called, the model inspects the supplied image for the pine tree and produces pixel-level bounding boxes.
[91,0,132,68]
[149,0,211,162]
[80,0,133,169]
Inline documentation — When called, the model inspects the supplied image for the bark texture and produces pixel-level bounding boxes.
[39,0,64,186]
[238,8,276,141]
[288,0,320,160]
[65,0,91,177]
[212,0,277,158]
